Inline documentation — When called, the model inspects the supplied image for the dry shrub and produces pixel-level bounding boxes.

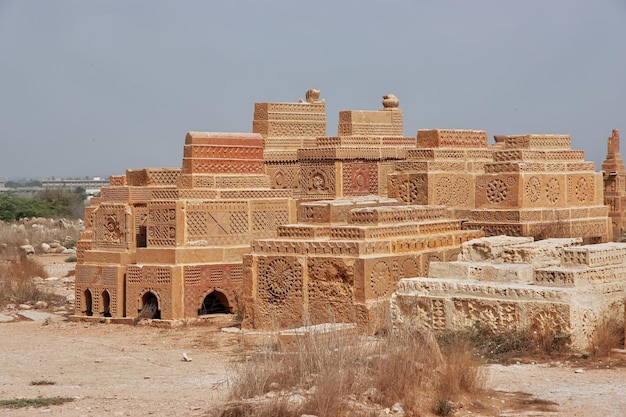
[590,314,624,356]
[439,322,571,363]
[436,333,484,403]
[369,326,443,409]
[0,256,63,307]
[222,325,484,417]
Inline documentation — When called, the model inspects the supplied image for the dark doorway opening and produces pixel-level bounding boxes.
[84,289,93,316]
[198,291,230,315]
[138,292,160,319]
[101,290,111,317]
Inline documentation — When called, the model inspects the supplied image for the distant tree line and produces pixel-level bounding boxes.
[4,180,43,188]
[0,188,86,221]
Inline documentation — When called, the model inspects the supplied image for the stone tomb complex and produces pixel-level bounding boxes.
[390,131,609,243]
[256,91,416,199]
[242,197,483,331]
[391,236,626,349]
[75,132,295,320]
[71,90,625,346]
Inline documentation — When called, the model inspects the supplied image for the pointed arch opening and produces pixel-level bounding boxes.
[198,290,230,315]
[138,291,160,319]
[83,289,93,316]
[101,290,111,317]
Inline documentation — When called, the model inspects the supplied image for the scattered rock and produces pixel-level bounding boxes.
[19,304,32,310]
[0,314,14,323]
[18,310,55,321]
[182,352,192,362]
[34,300,49,309]
[221,327,241,333]
[5,303,16,310]
[61,248,76,254]
[575,368,584,373]
[20,244,35,255]
[41,242,51,253]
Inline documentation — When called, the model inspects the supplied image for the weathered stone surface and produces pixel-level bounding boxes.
[391,236,626,349]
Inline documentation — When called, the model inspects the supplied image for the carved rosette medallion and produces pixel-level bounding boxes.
[525,176,541,203]
[369,261,391,298]
[546,178,560,204]
[400,258,419,279]
[486,179,508,204]
[262,258,297,301]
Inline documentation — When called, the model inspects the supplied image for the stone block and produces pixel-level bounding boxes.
[458,236,534,262]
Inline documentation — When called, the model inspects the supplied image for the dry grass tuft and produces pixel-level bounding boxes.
[220,325,484,417]
[590,314,624,357]
[436,333,485,406]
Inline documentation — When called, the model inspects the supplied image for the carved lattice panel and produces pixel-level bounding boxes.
[147,203,177,246]
[93,205,128,249]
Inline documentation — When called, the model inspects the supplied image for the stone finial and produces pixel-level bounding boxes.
[299,89,325,104]
[382,94,399,109]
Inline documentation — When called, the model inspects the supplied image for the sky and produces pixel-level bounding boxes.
[1,1,625,179]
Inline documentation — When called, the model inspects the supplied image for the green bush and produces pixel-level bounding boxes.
[0,189,84,221]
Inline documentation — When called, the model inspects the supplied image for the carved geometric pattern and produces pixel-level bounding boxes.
[103,268,117,286]
[261,258,298,301]
[94,205,127,249]
[580,309,598,339]
[400,258,419,279]
[546,178,560,204]
[343,163,378,196]
[435,177,453,205]
[431,299,447,330]
[370,261,391,298]
[398,176,425,204]
[300,164,335,197]
[575,177,588,203]
[187,212,206,237]
[526,176,541,203]
[184,266,201,286]
[454,177,470,205]
[486,179,508,204]
[207,212,230,236]
[230,211,249,234]
[425,254,442,277]
[308,169,330,194]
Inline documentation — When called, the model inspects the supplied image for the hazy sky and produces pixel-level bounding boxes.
[1,1,624,179]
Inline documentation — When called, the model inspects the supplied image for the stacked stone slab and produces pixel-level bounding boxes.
[602,129,626,241]
[242,196,483,331]
[253,90,327,192]
[391,236,626,349]
[463,134,610,242]
[75,132,296,320]
[297,95,416,199]
[388,129,494,215]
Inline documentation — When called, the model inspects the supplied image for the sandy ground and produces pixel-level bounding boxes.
[1,318,626,417]
[0,319,238,417]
